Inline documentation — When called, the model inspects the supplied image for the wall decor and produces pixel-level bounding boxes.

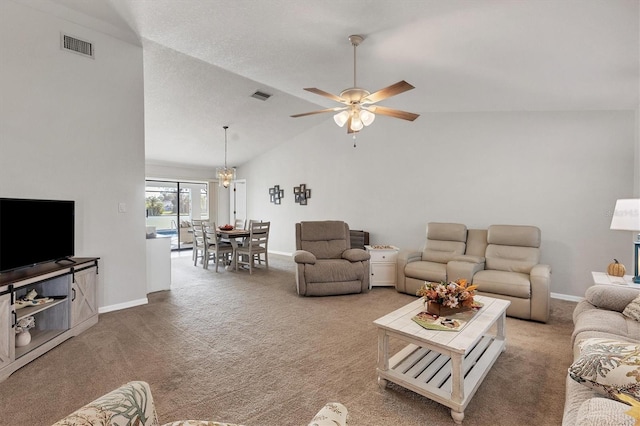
[294,184,311,205]
[269,185,284,205]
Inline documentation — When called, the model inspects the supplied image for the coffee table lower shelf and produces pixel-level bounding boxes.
[377,335,505,423]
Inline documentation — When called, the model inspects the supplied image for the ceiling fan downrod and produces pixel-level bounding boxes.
[349,35,364,88]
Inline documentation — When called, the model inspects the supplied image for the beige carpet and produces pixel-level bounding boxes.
[0,253,576,426]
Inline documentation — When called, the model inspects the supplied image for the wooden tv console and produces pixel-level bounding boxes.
[0,257,99,382]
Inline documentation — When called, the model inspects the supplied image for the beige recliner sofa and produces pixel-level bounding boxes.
[294,220,370,296]
[472,225,550,323]
[397,222,551,322]
[396,222,486,296]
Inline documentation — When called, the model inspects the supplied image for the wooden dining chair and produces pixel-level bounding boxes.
[235,221,270,274]
[234,218,246,230]
[203,223,233,272]
[192,222,206,266]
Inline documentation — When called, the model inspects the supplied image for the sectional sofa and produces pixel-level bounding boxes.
[563,284,640,425]
[397,222,551,322]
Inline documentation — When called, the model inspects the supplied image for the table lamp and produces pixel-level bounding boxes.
[610,198,640,283]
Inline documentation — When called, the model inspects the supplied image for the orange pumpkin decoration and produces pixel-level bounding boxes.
[607,259,626,277]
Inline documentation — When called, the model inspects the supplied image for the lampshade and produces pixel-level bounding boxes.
[216,125,236,188]
[360,109,375,126]
[610,198,640,284]
[610,199,640,232]
[333,110,349,127]
[350,112,364,132]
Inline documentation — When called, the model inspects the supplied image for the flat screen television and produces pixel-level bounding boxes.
[0,198,75,273]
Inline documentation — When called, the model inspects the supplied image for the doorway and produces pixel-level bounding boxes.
[229,180,247,227]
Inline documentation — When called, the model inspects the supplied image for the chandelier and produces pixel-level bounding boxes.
[216,125,236,188]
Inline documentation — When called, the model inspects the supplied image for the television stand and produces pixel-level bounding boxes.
[0,257,99,382]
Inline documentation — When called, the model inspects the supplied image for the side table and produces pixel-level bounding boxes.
[365,245,399,289]
[591,271,640,289]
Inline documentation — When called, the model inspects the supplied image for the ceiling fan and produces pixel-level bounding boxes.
[291,34,419,134]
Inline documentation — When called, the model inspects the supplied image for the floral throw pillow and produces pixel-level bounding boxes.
[569,338,640,402]
[623,294,640,322]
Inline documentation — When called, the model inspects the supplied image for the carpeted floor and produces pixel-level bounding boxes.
[0,253,576,425]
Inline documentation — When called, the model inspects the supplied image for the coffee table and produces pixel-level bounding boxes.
[373,295,510,424]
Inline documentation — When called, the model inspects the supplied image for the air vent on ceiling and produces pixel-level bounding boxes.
[61,33,94,59]
[251,90,272,101]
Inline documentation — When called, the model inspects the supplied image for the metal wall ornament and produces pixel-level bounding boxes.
[294,184,311,205]
[269,185,284,205]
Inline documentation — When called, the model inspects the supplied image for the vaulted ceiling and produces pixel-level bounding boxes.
[45,0,638,169]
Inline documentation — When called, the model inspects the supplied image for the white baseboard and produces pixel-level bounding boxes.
[551,292,583,302]
[99,297,148,314]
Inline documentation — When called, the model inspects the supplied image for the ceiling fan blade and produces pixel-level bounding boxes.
[304,88,347,103]
[290,108,343,118]
[370,105,420,121]
[362,81,415,104]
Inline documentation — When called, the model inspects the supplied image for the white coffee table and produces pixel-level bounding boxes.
[373,296,510,424]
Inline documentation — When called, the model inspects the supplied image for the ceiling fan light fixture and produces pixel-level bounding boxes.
[333,110,349,127]
[216,125,236,188]
[360,109,375,126]
[291,34,419,139]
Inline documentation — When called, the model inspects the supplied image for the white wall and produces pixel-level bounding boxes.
[239,110,636,298]
[0,1,147,310]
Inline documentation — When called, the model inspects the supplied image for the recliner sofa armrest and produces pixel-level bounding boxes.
[530,264,551,322]
[398,250,423,264]
[452,255,485,264]
[585,284,640,313]
[342,248,370,262]
[294,250,316,264]
[447,259,485,282]
[396,250,423,293]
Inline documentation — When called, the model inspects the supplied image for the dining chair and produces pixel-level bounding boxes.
[235,221,270,274]
[234,218,246,230]
[245,219,265,264]
[190,219,206,262]
[203,223,234,272]
[192,222,206,266]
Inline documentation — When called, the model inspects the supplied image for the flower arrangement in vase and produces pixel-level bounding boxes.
[416,279,478,316]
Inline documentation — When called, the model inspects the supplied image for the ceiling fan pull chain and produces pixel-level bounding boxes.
[353,134,357,148]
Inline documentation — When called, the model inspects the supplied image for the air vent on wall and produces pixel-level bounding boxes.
[251,90,272,101]
[61,33,94,59]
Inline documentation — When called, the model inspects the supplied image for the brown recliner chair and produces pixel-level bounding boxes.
[293,221,370,296]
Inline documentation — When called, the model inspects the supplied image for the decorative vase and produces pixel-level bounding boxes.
[425,301,465,317]
[15,330,31,347]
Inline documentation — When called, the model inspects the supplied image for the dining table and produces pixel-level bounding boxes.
[217,228,250,270]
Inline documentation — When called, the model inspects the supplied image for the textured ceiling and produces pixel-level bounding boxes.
[45,0,639,169]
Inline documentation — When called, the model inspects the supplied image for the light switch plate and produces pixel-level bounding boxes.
[118,202,127,213]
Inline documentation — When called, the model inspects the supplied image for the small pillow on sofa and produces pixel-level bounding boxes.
[623,294,640,322]
[569,338,640,402]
